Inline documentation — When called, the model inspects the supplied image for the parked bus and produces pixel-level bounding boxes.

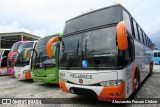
[153,50,160,64]
[47,4,153,100]
[0,49,10,75]
[145,51,153,64]
[7,41,30,75]
[14,41,37,80]
[32,33,62,84]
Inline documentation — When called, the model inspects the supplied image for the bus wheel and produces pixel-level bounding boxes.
[131,69,139,98]
[134,71,139,90]
[149,61,153,76]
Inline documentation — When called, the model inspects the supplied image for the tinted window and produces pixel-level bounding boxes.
[3,50,9,56]
[138,26,143,43]
[158,53,160,57]
[36,35,56,48]
[123,11,132,34]
[125,37,134,65]
[154,53,157,57]
[144,33,147,45]
[64,6,120,35]
[141,30,145,44]
[18,42,34,53]
[133,20,139,40]
[146,37,149,47]
[11,42,21,51]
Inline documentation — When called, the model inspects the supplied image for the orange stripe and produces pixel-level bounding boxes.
[59,81,69,92]
[25,71,32,79]
[98,81,125,99]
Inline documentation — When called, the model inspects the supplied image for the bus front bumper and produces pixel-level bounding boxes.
[59,81,126,100]
[0,67,7,75]
[7,67,14,75]
[15,70,32,80]
[33,76,59,84]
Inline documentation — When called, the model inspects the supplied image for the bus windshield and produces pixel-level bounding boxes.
[63,6,120,35]
[60,26,123,69]
[11,42,21,51]
[32,36,57,69]
[15,42,34,66]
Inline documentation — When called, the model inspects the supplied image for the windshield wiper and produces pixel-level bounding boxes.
[66,40,79,70]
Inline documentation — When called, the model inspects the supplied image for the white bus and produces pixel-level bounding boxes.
[47,4,153,100]
[14,41,37,80]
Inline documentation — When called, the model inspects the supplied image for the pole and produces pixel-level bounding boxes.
[21,35,23,41]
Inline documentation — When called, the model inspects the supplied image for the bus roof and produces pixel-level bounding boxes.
[153,50,160,52]
[66,4,123,23]
[39,32,62,41]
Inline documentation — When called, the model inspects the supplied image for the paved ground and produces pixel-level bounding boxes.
[0,65,160,107]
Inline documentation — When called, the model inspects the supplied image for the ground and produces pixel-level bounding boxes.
[0,65,160,107]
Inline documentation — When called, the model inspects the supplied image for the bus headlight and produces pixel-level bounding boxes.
[59,77,67,83]
[100,80,123,86]
[47,74,55,77]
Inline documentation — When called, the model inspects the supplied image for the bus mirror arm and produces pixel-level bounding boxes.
[116,21,128,50]
[47,36,61,58]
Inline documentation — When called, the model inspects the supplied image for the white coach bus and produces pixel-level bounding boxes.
[47,4,153,100]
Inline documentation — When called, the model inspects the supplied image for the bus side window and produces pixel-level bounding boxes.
[125,37,134,65]
[1,57,7,67]
[154,53,157,57]
[123,10,132,35]
[158,53,160,57]
[3,50,9,57]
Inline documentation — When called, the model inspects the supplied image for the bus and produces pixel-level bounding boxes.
[7,41,31,75]
[47,4,154,100]
[32,33,62,84]
[0,49,10,75]
[145,51,153,64]
[14,41,37,80]
[153,50,160,64]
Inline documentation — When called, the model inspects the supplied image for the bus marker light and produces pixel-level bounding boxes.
[116,92,121,96]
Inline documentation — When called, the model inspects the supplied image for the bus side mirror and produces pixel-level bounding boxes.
[47,36,60,58]
[116,21,128,50]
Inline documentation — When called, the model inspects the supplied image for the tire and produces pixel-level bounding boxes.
[134,70,139,90]
[149,61,153,76]
[130,69,139,98]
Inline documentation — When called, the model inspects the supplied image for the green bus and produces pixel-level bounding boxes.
[32,33,62,84]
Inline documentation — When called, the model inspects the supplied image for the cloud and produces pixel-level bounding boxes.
[142,15,160,36]
[0,0,129,36]
[0,0,159,38]
[0,21,46,37]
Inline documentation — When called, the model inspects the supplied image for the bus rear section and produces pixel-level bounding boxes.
[153,50,160,65]
[14,41,37,80]
[52,4,154,101]
[0,49,10,75]
[32,33,62,84]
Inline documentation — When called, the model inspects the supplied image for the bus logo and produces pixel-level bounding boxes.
[79,79,83,84]
[82,60,88,68]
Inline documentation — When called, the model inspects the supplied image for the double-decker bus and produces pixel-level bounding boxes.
[0,49,10,75]
[32,33,62,84]
[47,4,153,100]
[14,41,37,80]
[7,41,30,75]
[153,50,160,64]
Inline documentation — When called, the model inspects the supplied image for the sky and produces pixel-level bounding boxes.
[0,0,160,46]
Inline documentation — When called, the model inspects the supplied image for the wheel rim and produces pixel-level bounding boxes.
[134,78,138,90]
